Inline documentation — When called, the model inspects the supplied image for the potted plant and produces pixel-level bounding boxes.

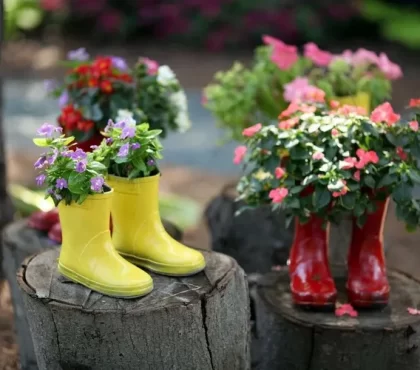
[91,117,206,276]
[235,97,420,307]
[33,123,153,297]
[31,48,191,241]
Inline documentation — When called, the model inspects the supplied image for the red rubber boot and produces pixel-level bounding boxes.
[289,215,337,307]
[347,199,390,307]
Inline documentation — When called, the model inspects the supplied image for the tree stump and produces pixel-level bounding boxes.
[17,247,250,370]
[253,266,420,370]
[2,219,183,370]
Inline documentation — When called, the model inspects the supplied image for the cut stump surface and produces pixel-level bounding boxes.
[254,266,420,370]
[18,247,250,370]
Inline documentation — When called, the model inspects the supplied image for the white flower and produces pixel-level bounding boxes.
[157,65,177,86]
[116,109,136,126]
[170,90,191,133]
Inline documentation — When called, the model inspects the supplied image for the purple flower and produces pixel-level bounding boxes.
[47,188,54,195]
[37,123,62,137]
[131,143,141,150]
[105,119,114,132]
[117,143,130,157]
[56,178,68,190]
[111,56,128,71]
[47,149,58,165]
[120,126,135,139]
[71,148,87,161]
[114,120,127,129]
[75,160,87,173]
[54,193,62,201]
[147,159,155,166]
[90,176,105,192]
[67,47,89,61]
[106,137,113,144]
[36,174,46,186]
[44,80,57,93]
[58,91,69,108]
[34,156,47,169]
[61,150,72,157]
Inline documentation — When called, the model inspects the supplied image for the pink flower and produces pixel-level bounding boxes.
[278,117,299,130]
[335,303,358,317]
[283,77,310,102]
[353,170,361,182]
[302,86,326,103]
[341,157,357,170]
[264,36,298,70]
[275,167,286,179]
[407,307,420,315]
[409,120,419,131]
[242,123,262,137]
[409,98,420,108]
[330,100,340,109]
[397,147,408,161]
[337,105,367,116]
[304,42,333,66]
[355,149,379,169]
[331,128,339,136]
[233,146,247,165]
[377,53,403,80]
[332,180,348,198]
[269,187,289,203]
[280,102,299,118]
[352,48,378,65]
[139,57,159,75]
[312,152,324,160]
[40,0,66,11]
[370,102,400,126]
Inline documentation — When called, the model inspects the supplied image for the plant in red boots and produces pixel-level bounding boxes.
[236,95,420,308]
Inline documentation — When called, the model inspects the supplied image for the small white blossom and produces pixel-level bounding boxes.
[170,90,191,132]
[157,65,177,86]
[116,110,136,126]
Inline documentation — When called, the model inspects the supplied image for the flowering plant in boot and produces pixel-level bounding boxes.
[204,36,402,141]
[46,48,190,145]
[235,98,420,230]
[33,123,107,206]
[92,117,163,179]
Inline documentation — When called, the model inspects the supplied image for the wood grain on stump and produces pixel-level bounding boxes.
[17,247,250,370]
[2,219,183,370]
[254,266,420,370]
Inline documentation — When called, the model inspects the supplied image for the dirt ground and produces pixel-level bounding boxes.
[2,38,420,369]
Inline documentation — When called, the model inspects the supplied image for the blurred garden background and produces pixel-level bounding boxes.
[2,0,420,368]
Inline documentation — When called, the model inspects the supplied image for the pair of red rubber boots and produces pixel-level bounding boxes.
[289,200,389,308]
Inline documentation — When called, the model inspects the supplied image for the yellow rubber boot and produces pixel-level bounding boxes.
[108,174,206,276]
[335,92,371,112]
[58,190,153,298]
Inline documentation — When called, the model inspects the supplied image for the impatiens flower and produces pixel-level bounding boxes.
[269,187,289,203]
[278,117,299,130]
[262,35,285,49]
[34,156,47,169]
[355,149,379,169]
[409,98,420,108]
[407,307,420,315]
[242,123,262,137]
[353,170,361,182]
[335,303,358,317]
[275,167,286,179]
[90,176,105,192]
[331,128,339,136]
[304,42,333,66]
[71,148,87,161]
[36,174,46,186]
[111,56,128,71]
[302,86,325,103]
[75,160,87,173]
[377,53,403,80]
[330,100,340,109]
[157,65,176,86]
[131,143,141,150]
[312,152,324,160]
[341,157,357,170]
[120,125,136,139]
[55,178,68,190]
[58,91,69,108]
[37,123,62,137]
[409,121,419,131]
[67,47,89,61]
[280,102,300,118]
[352,48,378,65]
[337,105,367,116]
[266,37,298,70]
[118,143,130,157]
[283,77,310,102]
[332,180,348,198]
[139,57,159,75]
[233,146,247,165]
[370,102,400,126]
[396,147,408,161]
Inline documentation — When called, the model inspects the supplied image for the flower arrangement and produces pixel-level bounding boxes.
[204,36,402,142]
[46,48,190,146]
[92,117,163,179]
[33,123,107,206]
[235,98,420,230]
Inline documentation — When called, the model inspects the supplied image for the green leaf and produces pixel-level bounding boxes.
[308,123,320,133]
[393,182,413,202]
[361,121,379,137]
[63,136,75,145]
[288,198,300,209]
[364,175,375,188]
[290,146,307,160]
[408,170,420,184]
[132,156,147,172]
[302,174,318,186]
[354,202,365,217]
[341,192,356,210]
[289,185,304,194]
[68,172,89,195]
[33,138,49,147]
[77,193,88,205]
[89,161,107,172]
[313,188,331,209]
[377,173,397,188]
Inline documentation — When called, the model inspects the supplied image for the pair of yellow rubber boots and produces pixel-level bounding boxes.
[57,174,206,298]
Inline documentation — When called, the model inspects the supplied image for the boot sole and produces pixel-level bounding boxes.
[119,253,206,277]
[58,263,153,299]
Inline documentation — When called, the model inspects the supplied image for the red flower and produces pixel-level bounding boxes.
[88,78,99,88]
[100,80,113,94]
[396,147,408,161]
[58,104,83,131]
[74,64,91,75]
[77,120,95,132]
[370,102,400,126]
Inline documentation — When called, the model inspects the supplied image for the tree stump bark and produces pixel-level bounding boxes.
[17,247,250,370]
[253,266,420,370]
[2,219,183,370]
